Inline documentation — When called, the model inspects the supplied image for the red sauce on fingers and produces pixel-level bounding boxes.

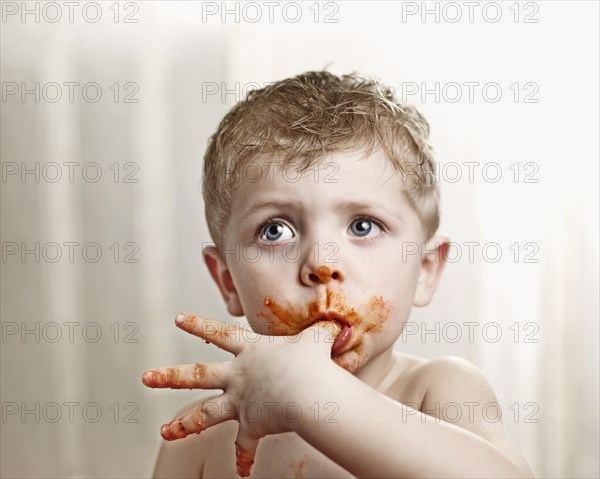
[161,417,187,441]
[235,443,255,477]
[166,368,180,387]
[142,369,179,387]
[193,363,206,381]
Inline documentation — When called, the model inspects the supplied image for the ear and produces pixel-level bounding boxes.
[203,245,244,317]
[413,234,451,307]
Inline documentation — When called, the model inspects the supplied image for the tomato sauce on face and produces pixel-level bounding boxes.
[258,290,391,341]
[314,265,343,283]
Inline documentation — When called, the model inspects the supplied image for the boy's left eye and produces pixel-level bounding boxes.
[348,218,383,238]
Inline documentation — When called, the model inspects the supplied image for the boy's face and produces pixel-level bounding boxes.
[204,148,449,373]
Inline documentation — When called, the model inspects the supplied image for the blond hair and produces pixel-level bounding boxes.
[202,71,439,251]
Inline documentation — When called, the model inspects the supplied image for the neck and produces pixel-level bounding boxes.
[354,345,395,391]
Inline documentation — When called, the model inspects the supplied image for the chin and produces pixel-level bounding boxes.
[332,347,369,374]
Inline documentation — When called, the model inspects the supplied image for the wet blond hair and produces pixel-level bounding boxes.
[202,71,439,252]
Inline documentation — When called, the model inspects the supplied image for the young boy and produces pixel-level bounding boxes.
[142,71,535,478]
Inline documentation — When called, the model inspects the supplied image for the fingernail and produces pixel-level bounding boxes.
[175,313,186,326]
[142,371,154,386]
[160,423,172,440]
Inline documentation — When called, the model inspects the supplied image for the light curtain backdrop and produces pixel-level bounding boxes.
[1,1,598,478]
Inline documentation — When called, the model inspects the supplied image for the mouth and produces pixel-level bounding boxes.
[311,312,353,356]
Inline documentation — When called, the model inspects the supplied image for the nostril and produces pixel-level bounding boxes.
[306,268,343,284]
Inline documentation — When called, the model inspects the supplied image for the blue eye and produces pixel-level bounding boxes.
[259,221,294,242]
[349,218,383,238]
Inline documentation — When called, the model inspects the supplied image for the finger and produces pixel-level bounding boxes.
[161,395,236,441]
[176,312,244,355]
[234,428,260,478]
[142,361,227,389]
[306,320,342,346]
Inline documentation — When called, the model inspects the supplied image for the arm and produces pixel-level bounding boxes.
[143,315,534,478]
[287,356,535,479]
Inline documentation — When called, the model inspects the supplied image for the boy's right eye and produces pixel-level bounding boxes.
[258,220,294,243]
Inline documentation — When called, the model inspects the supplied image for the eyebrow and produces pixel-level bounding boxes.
[241,199,301,220]
[336,200,405,223]
[240,198,404,223]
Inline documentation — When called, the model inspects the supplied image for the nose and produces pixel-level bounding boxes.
[301,263,344,285]
[299,233,344,286]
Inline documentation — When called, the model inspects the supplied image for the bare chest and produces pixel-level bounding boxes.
[256,433,355,478]
[202,427,355,479]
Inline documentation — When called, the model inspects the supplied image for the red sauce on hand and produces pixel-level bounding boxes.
[235,443,255,477]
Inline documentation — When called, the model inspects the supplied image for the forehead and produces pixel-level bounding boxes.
[228,148,419,224]
[232,149,399,201]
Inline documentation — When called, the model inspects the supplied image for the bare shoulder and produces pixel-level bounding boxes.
[414,354,505,431]
[414,355,502,413]
[152,394,236,479]
[413,355,535,477]
[411,355,488,389]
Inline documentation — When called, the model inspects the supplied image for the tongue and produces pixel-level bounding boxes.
[331,325,352,355]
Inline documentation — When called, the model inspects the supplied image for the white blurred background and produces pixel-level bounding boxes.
[1,1,598,477]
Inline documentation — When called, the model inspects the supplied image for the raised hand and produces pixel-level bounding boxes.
[142,313,341,477]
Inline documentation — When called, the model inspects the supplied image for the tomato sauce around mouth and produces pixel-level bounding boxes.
[259,291,391,356]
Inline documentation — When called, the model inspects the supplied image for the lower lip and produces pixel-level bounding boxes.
[331,324,352,355]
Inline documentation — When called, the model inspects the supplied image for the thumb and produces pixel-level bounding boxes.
[235,428,260,478]
[306,320,342,349]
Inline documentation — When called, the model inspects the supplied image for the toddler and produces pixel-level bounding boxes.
[142,71,534,479]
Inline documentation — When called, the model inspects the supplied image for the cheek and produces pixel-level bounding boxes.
[230,263,291,327]
[379,315,408,347]
[368,315,404,353]
[368,246,421,284]
[378,258,422,310]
